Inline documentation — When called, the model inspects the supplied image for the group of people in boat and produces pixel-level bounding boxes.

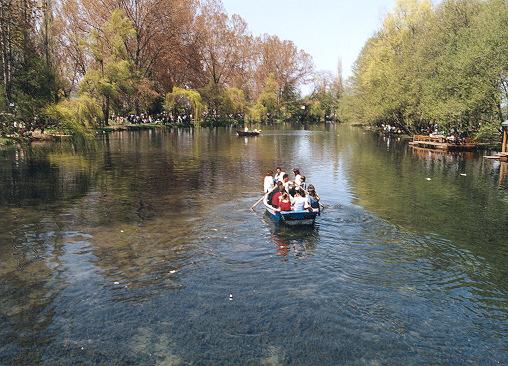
[264,167,320,212]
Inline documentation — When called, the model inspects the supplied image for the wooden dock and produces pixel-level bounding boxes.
[409,135,478,151]
[484,152,508,161]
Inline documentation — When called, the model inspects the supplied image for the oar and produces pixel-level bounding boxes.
[250,195,265,211]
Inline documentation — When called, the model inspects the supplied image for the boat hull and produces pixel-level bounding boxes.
[237,131,260,137]
[263,196,318,226]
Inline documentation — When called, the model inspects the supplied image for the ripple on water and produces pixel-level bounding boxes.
[1,127,508,365]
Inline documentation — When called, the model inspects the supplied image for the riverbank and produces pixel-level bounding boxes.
[350,123,504,151]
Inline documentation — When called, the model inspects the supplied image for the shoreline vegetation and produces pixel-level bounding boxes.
[0,0,507,149]
[340,0,508,144]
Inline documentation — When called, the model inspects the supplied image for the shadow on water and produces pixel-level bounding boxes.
[262,211,319,258]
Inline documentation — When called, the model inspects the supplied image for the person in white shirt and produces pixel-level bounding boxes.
[293,168,302,186]
[281,173,292,193]
[263,170,275,193]
[292,188,310,211]
[274,167,286,183]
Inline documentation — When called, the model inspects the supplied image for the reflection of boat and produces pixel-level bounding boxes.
[236,130,260,137]
[263,195,318,226]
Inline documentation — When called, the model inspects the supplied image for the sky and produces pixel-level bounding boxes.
[222,0,399,79]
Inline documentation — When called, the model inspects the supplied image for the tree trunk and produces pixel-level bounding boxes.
[103,97,110,126]
[498,100,504,124]
[0,1,13,108]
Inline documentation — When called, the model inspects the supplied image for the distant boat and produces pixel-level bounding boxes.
[237,130,260,137]
[263,195,319,226]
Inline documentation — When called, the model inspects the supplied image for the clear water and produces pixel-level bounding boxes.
[0,125,507,365]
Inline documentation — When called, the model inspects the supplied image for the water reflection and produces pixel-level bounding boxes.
[268,224,319,258]
[1,126,507,364]
[496,161,508,187]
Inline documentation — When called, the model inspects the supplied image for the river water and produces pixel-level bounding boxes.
[0,125,507,365]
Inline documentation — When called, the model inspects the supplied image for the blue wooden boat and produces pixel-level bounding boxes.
[263,195,319,226]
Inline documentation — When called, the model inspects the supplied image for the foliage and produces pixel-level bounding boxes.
[343,0,508,137]
[221,87,247,118]
[43,95,103,138]
[79,9,136,125]
[305,71,342,122]
[0,0,62,133]
[1,0,318,133]
[0,113,16,136]
[164,87,204,123]
[474,122,502,143]
[248,74,279,122]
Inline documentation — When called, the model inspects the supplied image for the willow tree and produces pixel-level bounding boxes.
[164,87,204,124]
[79,10,135,126]
[221,87,247,120]
[347,0,432,128]
[44,94,102,138]
[344,0,508,137]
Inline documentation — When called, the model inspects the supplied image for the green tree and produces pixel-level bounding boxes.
[248,74,279,122]
[79,10,135,126]
[221,87,247,120]
[44,94,102,138]
[342,0,508,138]
[0,0,61,130]
[164,87,204,124]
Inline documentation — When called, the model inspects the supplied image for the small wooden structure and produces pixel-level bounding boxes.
[502,121,508,153]
[484,121,508,161]
[409,135,477,152]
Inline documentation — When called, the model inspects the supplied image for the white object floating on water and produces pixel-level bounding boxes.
[81,347,84,350]
[120,230,124,233]
[114,281,120,285]
[229,294,233,301]
[426,178,432,181]
[212,228,218,231]
[169,270,177,274]
[461,173,467,176]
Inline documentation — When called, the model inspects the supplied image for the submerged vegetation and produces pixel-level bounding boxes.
[340,0,508,140]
